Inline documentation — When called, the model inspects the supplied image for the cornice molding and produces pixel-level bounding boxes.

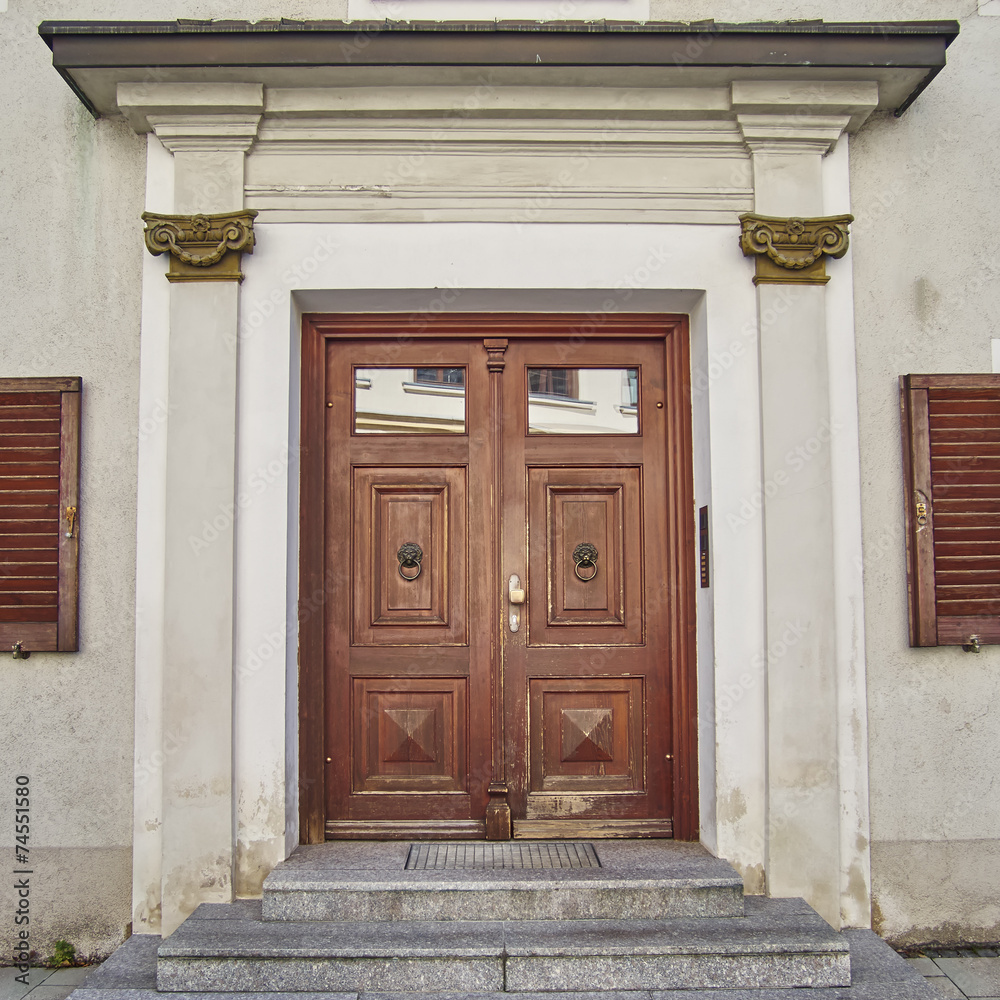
[736,114,853,156]
[739,213,852,286]
[147,114,261,153]
[142,211,258,282]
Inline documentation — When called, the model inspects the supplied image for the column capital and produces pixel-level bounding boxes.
[142,210,258,282]
[739,213,852,286]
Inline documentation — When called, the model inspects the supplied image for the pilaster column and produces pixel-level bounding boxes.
[121,83,262,935]
[735,81,874,928]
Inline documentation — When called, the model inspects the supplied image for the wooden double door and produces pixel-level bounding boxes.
[299,315,697,841]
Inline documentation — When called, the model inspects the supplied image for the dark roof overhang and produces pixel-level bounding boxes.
[38,19,959,120]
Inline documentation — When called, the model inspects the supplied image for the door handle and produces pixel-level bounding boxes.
[508,575,525,633]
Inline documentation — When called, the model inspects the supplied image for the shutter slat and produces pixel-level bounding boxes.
[0,586,59,601]
[0,405,61,420]
[928,399,1000,415]
[932,484,1000,500]
[933,527,1000,542]
[0,463,61,476]
[934,513,1000,527]
[937,599,1000,615]
[0,607,58,621]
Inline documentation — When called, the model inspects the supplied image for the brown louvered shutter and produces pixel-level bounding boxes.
[0,378,80,652]
[901,374,1000,647]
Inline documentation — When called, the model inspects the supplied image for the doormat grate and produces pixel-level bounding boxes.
[405,842,600,870]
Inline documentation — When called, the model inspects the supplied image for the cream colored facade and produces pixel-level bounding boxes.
[0,0,997,961]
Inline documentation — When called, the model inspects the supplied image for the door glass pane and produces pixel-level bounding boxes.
[527,368,639,435]
[355,367,466,434]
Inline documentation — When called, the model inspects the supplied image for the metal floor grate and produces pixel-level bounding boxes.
[405,842,601,870]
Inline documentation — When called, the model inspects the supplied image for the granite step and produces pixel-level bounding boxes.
[156,896,850,994]
[262,841,745,923]
[68,926,941,1000]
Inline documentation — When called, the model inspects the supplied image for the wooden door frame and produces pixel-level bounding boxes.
[298,313,698,843]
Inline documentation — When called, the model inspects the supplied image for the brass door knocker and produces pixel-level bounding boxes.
[572,542,599,582]
[397,542,424,581]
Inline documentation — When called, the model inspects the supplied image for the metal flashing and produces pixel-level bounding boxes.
[38,19,959,120]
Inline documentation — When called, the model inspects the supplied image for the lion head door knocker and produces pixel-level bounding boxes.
[397,542,424,581]
[572,542,599,582]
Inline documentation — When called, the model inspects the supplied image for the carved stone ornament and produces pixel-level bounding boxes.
[739,213,853,286]
[142,210,258,283]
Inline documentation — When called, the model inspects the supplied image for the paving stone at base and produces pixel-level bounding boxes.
[365,986,939,1000]
[934,957,1000,997]
[0,967,53,1000]
[843,930,935,986]
[922,977,967,999]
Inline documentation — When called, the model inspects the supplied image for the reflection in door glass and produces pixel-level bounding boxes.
[355,367,466,434]
[527,368,639,434]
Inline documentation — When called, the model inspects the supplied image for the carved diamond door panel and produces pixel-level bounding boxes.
[528,678,644,795]
[353,677,467,792]
[527,467,643,645]
[353,468,467,646]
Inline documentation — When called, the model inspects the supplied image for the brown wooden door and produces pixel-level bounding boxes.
[307,317,694,841]
[322,338,494,837]
[502,338,674,837]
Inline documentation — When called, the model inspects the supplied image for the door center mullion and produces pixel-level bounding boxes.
[484,337,512,841]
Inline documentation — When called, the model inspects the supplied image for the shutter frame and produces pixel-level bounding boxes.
[0,377,81,652]
[901,373,1000,647]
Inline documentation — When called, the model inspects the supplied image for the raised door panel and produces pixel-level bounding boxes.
[352,677,468,793]
[353,467,467,646]
[528,677,644,799]
[527,466,643,646]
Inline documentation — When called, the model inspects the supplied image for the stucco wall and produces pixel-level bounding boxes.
[1,0,997,956]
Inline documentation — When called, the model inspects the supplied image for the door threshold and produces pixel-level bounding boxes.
[326,819,485,840]
[515,819,674,839]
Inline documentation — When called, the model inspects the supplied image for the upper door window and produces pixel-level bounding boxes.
[527,368,639,435]
[354,367,466,434]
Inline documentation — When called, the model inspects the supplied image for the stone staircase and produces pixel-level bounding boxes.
[125,840,934,996]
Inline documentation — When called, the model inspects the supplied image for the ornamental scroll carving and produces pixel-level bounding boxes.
[142,210,258,282]
[739,213,853,286]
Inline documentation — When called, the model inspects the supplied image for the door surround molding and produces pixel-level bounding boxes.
[298,312,698,842]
